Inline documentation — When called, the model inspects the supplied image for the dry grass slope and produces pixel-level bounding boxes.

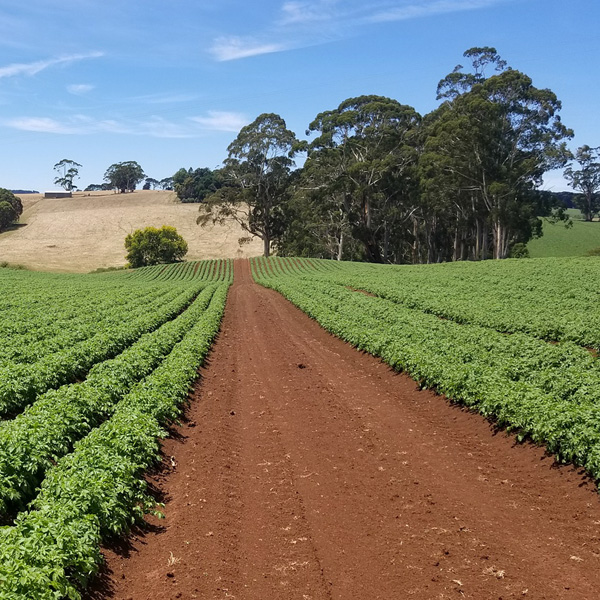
[0,190,263,272]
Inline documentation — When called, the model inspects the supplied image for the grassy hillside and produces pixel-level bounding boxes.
[528,210,600,258]
[0,190,263,272]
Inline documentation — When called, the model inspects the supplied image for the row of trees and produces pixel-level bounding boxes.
[53,160,172,194]
[197,47,598,262]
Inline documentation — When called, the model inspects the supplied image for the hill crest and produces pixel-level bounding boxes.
[0,190,262,272]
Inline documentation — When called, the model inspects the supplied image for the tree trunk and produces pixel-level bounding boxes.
[382,222,390,263]
[585,192,593,221]
[482,224,489,260]
[411,216,419,264]
[337,231,344,261]
[263,236,270,257]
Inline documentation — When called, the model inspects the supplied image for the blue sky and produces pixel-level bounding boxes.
[0,0,598,192]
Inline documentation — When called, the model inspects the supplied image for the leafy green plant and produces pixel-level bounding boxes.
[124,225,188,268]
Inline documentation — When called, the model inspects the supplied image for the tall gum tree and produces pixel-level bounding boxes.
[564,145,600,221]
[198,113,298,257]
[53,159,82,192]
[306,95,421,263]
[422,47,573,259]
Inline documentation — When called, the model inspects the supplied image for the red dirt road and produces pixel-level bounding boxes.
[90,260,600,599]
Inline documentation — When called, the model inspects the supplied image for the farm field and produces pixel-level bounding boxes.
[254,256,600,475]
[3,256,600,599]
[527,211,600,257]
[0,260,231,598]
[0,190,263,272]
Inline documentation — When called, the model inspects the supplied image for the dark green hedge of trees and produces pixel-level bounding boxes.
[197,47,584,263]
[0,189,23,232]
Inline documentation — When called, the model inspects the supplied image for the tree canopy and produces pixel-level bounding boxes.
[564,145,600,221]
[124,225,188,268]
[173,167,222,203]
[198,113,299,257]
[104,161,145,193]
[0,189,23,232]
[198,47,578,264]
[53,159,82,192]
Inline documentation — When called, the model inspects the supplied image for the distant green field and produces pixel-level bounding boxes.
[528,209,600,257]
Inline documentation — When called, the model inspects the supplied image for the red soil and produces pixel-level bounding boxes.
[88,259,600,600]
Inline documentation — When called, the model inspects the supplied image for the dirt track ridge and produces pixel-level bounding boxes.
[89,259,600,600]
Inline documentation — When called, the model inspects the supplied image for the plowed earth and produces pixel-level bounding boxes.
[88,260,600,600]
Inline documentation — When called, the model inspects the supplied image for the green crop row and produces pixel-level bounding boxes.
[0,287,178,367]
[128,259,233,283]
[0,261,232,365]
[0,284,218,516]
[0,284,202,417]
[0,277,173,346]
[257,256,600,349]
[253,261,600,482]
[0,282,229,599]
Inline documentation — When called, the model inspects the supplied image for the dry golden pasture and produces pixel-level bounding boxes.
[0,190,263,272]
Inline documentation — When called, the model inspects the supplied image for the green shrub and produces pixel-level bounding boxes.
[124,225,188,268]
[509,242,530,258]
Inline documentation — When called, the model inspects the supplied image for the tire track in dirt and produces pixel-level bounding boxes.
[89,259,600,600]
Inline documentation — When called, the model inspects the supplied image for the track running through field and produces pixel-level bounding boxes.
[89,259,600,600]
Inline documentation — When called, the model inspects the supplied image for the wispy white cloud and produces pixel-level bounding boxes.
[3,111,248,138]
[0,52,104,79]
[6,117,72,134]
[368,0,502,23]
[210,0,507,61]
[67,83,95,95]
[210,36,287,61]
[5,115,128,135]
[190,111,248,132]
[279,0,340,25]
[133,92,199,105]
[137,116,196,139]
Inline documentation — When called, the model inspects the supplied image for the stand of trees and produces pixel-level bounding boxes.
[201,47,576,262]
[103,161,145,193]
[0,189,24,232]
[173,168,221,202]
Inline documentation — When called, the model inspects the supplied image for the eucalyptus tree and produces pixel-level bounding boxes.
[198,113,298,257]
[173,167,221,203]
[0,189,23,231]
[53,159,82,192]
[103,161,145,193]
[306,95,421,262]
[422,47,572,259]
[564,145,600,221]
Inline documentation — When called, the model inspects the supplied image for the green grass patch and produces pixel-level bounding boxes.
[528,213,600,258]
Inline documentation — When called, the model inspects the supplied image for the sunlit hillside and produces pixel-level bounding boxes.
[0,190,263,272]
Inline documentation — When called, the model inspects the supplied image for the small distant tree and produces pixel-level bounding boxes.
[0,189,23,231]
[159,177,174,190]
[564,145,600,221]
[84,183,112,192]
[144,177,160,190]
[53,159,82,191]
[124,225,188,267]
[104,161,145,193]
